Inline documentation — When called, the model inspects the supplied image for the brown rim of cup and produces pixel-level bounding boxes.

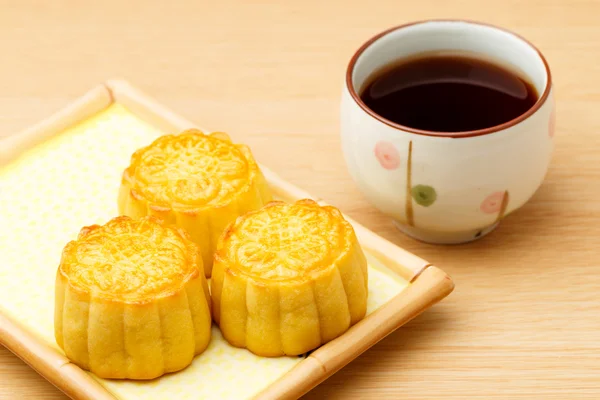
[345,19,553,138]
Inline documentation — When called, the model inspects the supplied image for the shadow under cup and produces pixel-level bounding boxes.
[340,20,554,244]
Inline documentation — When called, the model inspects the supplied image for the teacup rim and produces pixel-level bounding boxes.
[345,19,553,139]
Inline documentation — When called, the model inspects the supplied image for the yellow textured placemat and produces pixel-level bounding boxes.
[0,104,408,400]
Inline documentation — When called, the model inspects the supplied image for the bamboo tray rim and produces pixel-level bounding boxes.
[0,80,455,400]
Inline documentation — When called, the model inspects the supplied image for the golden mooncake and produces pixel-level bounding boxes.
[211,199,368,357]
[118,129,272,277]
[54,216,211,380]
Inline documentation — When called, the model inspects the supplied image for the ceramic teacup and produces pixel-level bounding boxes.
[340,20,554,244]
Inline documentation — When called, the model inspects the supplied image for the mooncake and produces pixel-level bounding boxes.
[54,216,211,379]
[211,199,368,356]
[118,129,272,277]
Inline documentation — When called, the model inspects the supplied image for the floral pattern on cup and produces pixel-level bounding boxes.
[411,185,437,207]
[374,141,400,170]
[480,191,505,214]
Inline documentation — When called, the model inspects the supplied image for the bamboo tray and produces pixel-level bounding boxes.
[0,81,454,400]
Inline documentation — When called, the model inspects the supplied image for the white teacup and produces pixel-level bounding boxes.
[340,20,554,244]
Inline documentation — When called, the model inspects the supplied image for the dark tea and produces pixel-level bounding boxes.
[359,53,539,132]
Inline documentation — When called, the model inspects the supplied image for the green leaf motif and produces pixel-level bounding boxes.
[411,185,437,207]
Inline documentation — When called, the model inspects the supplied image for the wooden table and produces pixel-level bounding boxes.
[1,1,598,399]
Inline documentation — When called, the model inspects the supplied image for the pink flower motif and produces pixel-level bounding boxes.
[480,191,506,214]
[374,141,400,170]
[549,107,556,138]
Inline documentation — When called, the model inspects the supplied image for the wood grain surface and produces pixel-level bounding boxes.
[0,1,598,399]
